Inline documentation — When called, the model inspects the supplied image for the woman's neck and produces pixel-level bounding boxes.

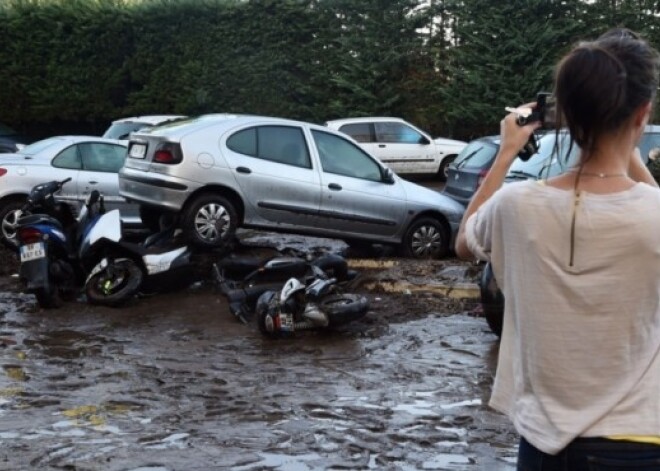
[578,130,637,174]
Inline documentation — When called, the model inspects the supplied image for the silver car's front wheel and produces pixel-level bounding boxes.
[401,217,448,259]
[182,194,238,249]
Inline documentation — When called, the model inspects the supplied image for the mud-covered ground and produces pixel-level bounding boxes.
[0,233,518,471]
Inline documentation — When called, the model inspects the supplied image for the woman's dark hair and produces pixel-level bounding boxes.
[553,28,660,161]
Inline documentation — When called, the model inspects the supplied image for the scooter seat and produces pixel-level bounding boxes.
[216,256,271,280]
[18,214,64,232]
[218,256,309,281]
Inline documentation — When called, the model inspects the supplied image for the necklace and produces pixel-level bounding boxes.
[568,169,627,178]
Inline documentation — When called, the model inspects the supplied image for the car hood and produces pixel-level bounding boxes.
[433,137,467,148]
[399,178,465,216]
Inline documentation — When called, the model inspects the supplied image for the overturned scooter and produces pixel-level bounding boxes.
[255,275,369,338]
[83,219,196,305]
[213,252,358,323]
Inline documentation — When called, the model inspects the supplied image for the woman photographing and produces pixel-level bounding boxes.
[455,29,660,469]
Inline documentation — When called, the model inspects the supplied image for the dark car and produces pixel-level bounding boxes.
[442,136,500,205]
[0,123,31,153]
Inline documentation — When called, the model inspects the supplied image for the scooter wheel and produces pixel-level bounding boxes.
[86,259,143,307]
[319,294,369,327]
[34,285,64,309]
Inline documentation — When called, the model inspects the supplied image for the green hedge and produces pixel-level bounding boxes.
[0,0,658,140]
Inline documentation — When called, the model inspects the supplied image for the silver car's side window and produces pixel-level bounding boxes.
[374,122,423,144]
[227,125,311,169]
[52,145,82,170]
[312,130,382,182]
[227,127,257,156]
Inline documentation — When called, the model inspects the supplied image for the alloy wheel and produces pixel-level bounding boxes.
[194,203,231,242]
[410,224,444,258]
[1,209,22,248]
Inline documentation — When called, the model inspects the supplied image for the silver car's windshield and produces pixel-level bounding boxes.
[19,137,65,156]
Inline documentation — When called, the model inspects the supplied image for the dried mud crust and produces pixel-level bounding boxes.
[348,257,483,320]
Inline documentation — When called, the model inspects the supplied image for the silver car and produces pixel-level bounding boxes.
[118,114,465,259]
[0,136,138,249]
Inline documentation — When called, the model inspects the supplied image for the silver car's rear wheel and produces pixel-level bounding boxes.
[182,194,238,249]
[401,217,448,259]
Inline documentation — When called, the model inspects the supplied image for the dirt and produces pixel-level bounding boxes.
[0,233,517,471]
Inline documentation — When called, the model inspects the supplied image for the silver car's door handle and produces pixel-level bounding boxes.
[236,167,251,174]
[88,181,98,184]
[378,144,386,148]
[328,183,342,191]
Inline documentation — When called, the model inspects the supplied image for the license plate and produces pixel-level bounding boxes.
[20,242,45,262]
[279,312,294,332]
[129,143,146,159]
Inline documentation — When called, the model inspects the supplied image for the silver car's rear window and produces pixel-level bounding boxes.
[103,122,149,140]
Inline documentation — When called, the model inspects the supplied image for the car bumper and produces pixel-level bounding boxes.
[440,190,470,207]
[118,169,193,212]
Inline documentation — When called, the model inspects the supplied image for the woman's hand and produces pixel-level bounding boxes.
[454,103,541,260]
[498,103,542,163]
[628,146,659,187]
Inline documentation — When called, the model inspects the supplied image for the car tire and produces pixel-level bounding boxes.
[438,155,456,182]
[0,197,27,251]
[480,262,504,338]
[400,217,449,259]
[182,193,238,249]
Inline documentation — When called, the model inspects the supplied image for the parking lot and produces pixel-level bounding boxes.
[0,177,521,470]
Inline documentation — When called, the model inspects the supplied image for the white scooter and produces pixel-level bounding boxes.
[81,208,196,306]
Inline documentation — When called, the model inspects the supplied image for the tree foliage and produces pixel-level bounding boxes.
[0,0,658,139]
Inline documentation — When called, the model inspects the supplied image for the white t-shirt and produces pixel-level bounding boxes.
[466,180,660,454]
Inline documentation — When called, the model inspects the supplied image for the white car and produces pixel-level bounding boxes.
[325,117,467,181]
[102,115,187,140]
[0,136,137,249]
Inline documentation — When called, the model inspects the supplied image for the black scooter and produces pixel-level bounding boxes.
[255,272,370,338]
[213,252,358,324]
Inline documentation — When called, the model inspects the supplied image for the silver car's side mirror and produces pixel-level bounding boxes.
[383,168,395,184]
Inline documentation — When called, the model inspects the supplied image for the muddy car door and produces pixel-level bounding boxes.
[311,129,407,237]
[222,124,322,227]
